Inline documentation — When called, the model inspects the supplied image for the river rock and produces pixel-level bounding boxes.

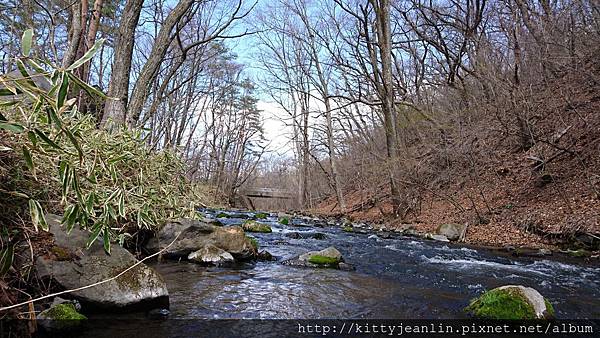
[241,220,272,233]
[187,244,235,266]
[425,233,450,242]
[36,214,169,311]
[146,219,255,259]
[282,246,348,269]
[285,232,327,240]
[465,285,555,319]
[37,302,86,331]
[436,223,467,241]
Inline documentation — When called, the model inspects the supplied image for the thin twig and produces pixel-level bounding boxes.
[0,231,181,313]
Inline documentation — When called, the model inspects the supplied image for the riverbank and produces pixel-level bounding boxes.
[309,147,600,253]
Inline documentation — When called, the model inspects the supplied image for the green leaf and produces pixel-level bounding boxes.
[102,228,111,254]
[86,223,103,248]
[62,204,79,234]
[60,163,72,197]
[0,122,24,133]
[0,244,14,277]
[34,129,62,150]
[22,146,35,177]
[64,128,83,160]
[67,72,106,98]
[48,109,63,128]
[67,38,105,71]
[85,192,95,214]
[57,72,68,109]
[29,199,48,231]
[22,29,33,57]
[27,130,38,147]
[16,59,37,88]
[118,190,125,217]
[27,59,46,74]
[0,101,18,108]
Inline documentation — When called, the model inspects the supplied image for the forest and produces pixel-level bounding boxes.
[0,0,599,335]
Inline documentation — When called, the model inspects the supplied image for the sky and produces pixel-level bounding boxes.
[224,2,297,158]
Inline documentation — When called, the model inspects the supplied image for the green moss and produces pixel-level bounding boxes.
[246,236,259,251]
[50,245,71,261]
[308,254,340,266]
[242,220,272,233]
[43,303,86,320]
[544,298,555,317]
[279,217,289,225]
[216,212,229,218]
[342,226,353,232]
[254,212,268,219]
[465,288,537,319]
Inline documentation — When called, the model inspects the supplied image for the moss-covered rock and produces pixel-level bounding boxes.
[342,226,353,232]
[216,212,229,218]
[307,254,340,266]
[465,285,555,319]
[37,303,86,331]
[247,236,259,250]
[254,212,268,219]
[242,220,272,233]
[279,217,289,225]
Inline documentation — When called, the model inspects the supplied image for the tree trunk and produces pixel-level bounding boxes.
[372,0,402,216]
[62,0,83,68]
[100,0,144,128]
[82,0,105,82]
[127,0,195,127]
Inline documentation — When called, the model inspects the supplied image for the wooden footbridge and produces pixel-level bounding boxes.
[237,188,294,210]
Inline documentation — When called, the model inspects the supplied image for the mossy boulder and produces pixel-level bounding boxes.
[279,217,289,225]
[37,303,86,331]
[37,214,169,311]
[307,254,339,266]
[242,220,272,233]
[465,285,555,319]
[216,212,229,218]
[254,212,268,219]
[299,247,343,268]
[247,236,259,250]
[342,226,353,232]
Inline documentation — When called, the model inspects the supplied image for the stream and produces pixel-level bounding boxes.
[77,209,600,337]
[152,209,599,319]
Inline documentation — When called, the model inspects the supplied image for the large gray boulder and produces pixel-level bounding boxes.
[146,219,255,260]
[436,223,467,241]
[36,214,169,311]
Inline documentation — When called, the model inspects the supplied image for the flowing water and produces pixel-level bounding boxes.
[149,209,600,319]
